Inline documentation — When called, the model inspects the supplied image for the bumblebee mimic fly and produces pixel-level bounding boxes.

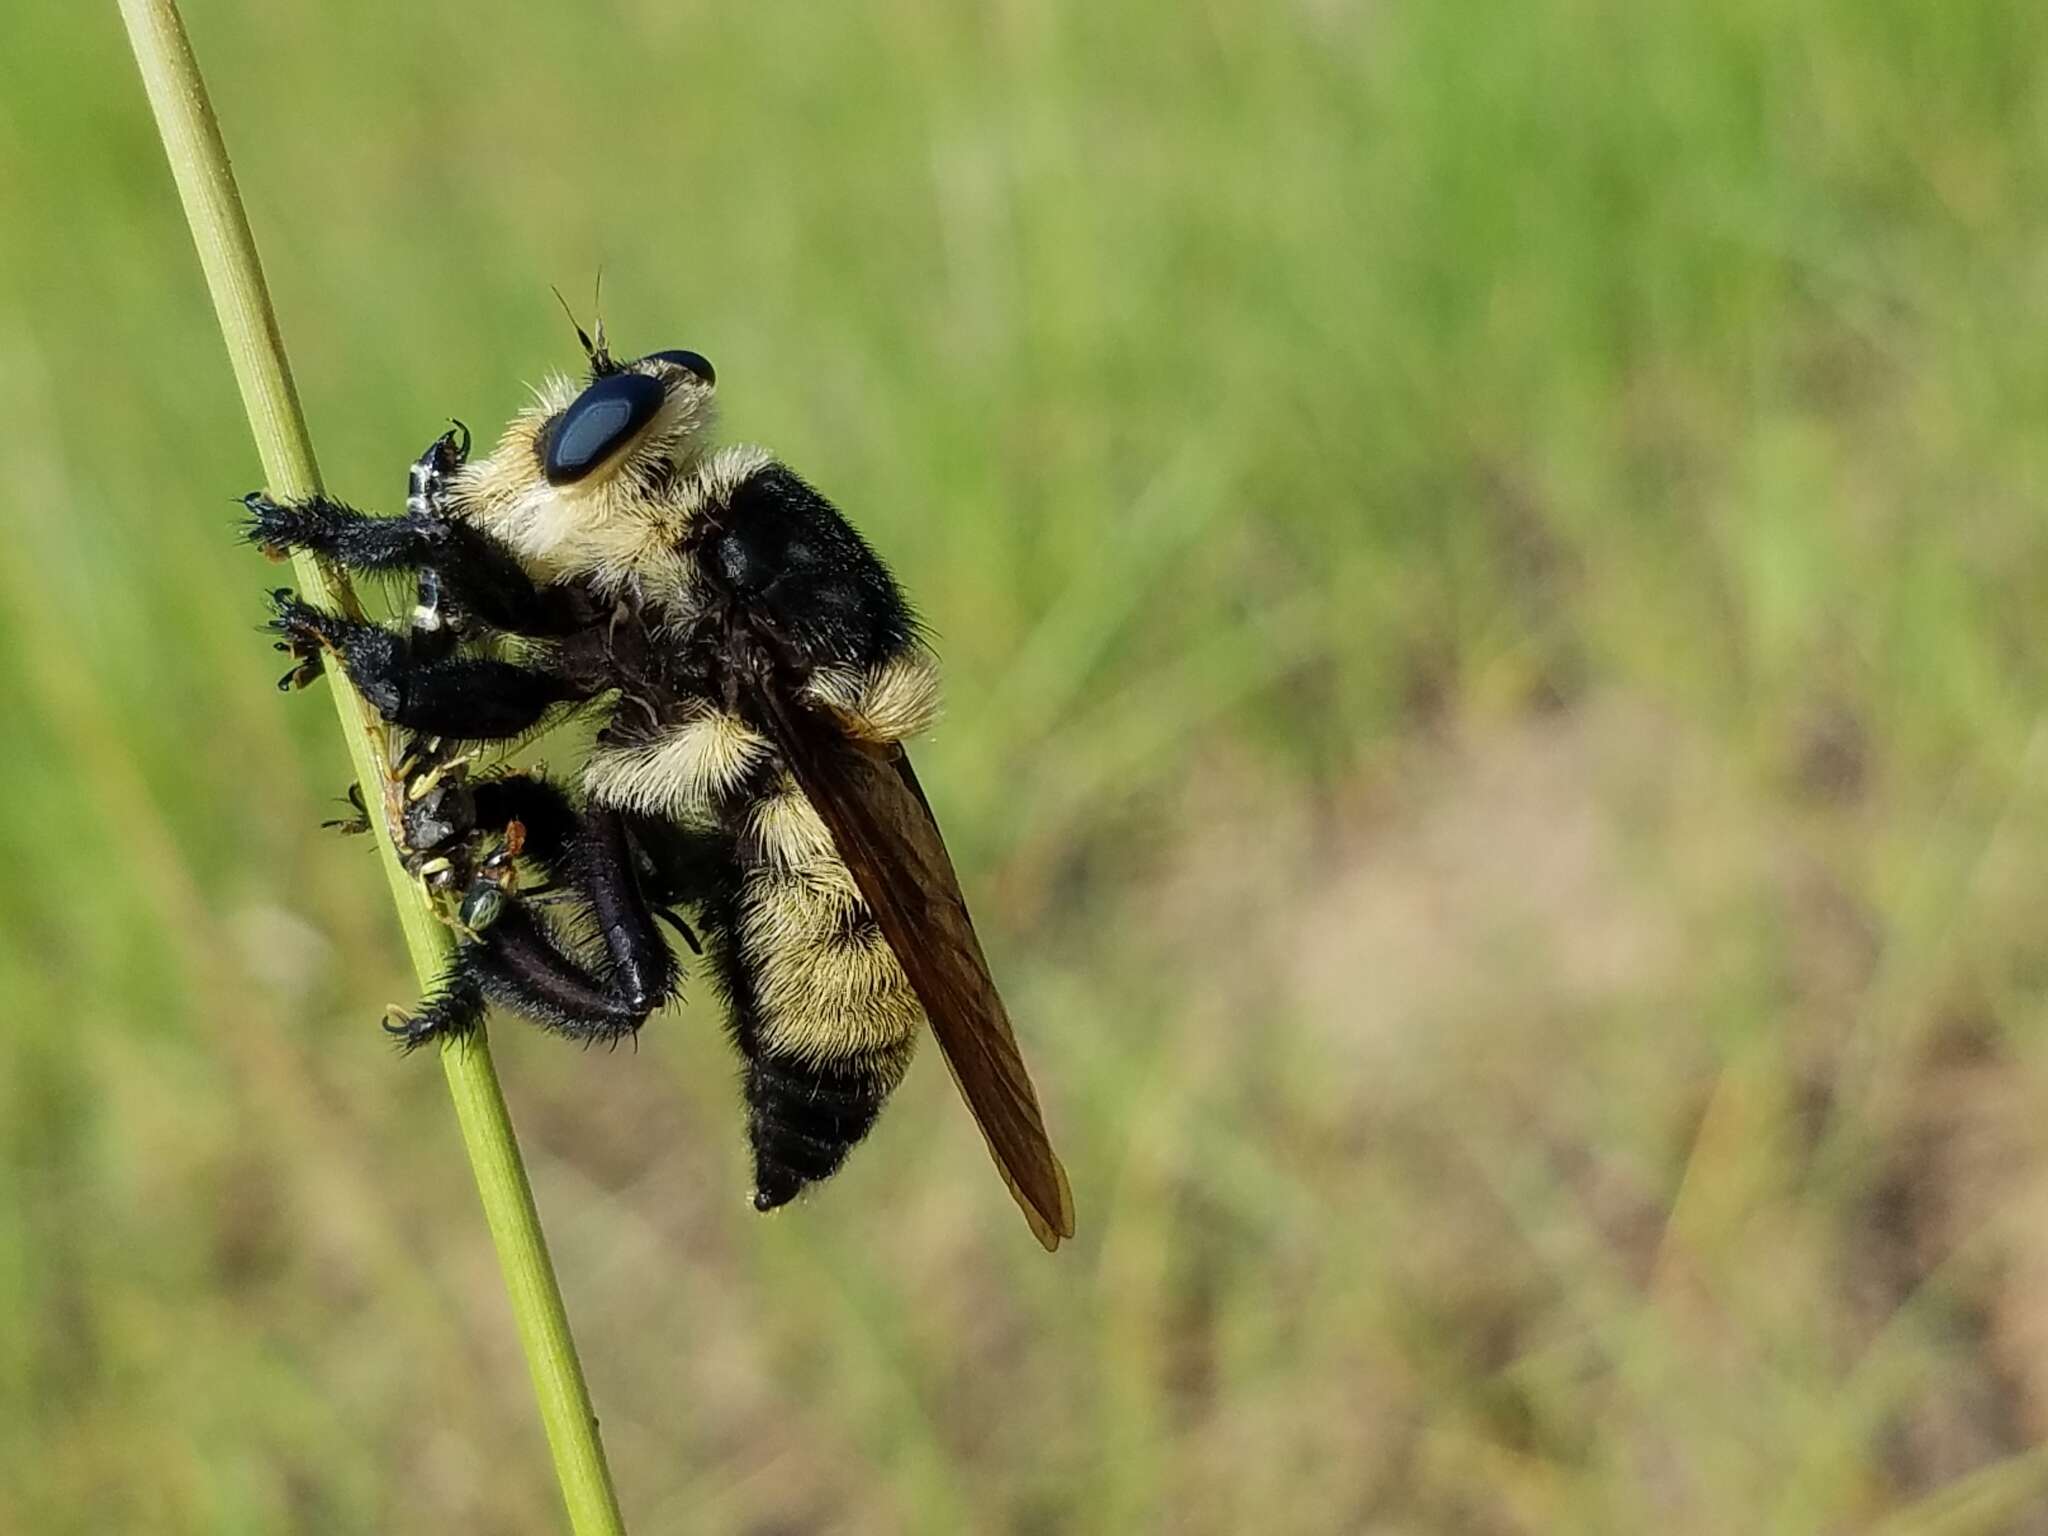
[245,320,1073,1249]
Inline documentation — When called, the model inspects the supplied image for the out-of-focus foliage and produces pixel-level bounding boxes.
[6,1,2048,1530]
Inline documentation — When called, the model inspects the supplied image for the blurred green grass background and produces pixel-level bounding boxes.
[6,0,2048,1530]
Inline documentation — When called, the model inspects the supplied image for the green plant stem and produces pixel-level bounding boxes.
[114,3,628,1531]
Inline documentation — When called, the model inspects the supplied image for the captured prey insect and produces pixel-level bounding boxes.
[320,740,534,942]
[245,326,1074,1248]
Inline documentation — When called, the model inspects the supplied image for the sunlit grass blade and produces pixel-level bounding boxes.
[111,2,628,1530]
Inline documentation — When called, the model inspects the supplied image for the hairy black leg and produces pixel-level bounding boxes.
[584,808,684,1010]
[398,426,478,664]
[243,491,443,571]
[400,420,606,648]
[244,425,467,578]
[388,792,688,1050]
[393,900,664,1049]
[385,951,489,1051]
[268,590,588,739]
[405,421,468,521]
[245,422,560,642]
[245,494,548,639]
[471,906,655,1044]
[379,771,555,1051]
[483,804,683,1023]
[470,784,689,990]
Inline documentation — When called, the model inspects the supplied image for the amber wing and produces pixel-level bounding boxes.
[750,684,1075,1250]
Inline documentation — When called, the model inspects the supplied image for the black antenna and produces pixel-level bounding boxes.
[550,284,615,375]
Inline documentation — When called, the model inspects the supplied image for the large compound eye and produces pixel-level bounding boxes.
[543,371,667,485]
[641,348,715,386]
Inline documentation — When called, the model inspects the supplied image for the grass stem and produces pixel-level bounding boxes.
[113,3,628,1530]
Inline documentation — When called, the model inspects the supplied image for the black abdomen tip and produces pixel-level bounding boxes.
[745,1056,891,1214]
